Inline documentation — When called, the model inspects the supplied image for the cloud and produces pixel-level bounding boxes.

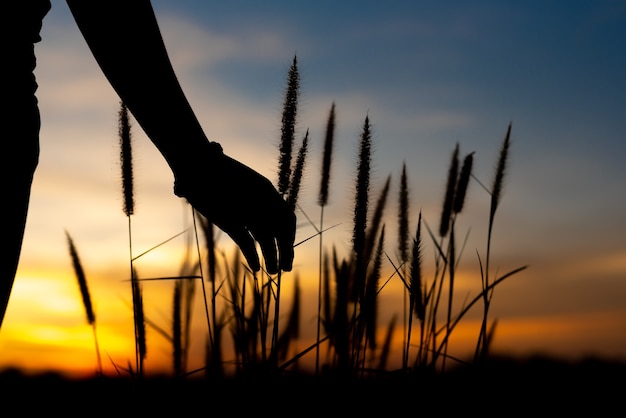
[157,15,292,69]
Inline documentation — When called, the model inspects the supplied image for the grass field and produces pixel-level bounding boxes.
[6,57,623,411]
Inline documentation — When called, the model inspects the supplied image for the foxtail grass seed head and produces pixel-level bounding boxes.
[287,130,309,211]
[439,143,459,237]
[118,101,134,217]
[353,115,372,257]
[365,175,390,262]
[318,102,336,207]
[453,151,474,214]
[66,231,95,325]
[277,55,300,196]
[398,162,410,264]
[490,123,511,221]
[410,212,425,321]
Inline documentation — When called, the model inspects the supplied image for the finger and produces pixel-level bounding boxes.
[256,234,278,275]
[226,226,260,272]
[277,211,296,272]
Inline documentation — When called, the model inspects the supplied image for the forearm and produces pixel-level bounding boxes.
[66,0,213,175]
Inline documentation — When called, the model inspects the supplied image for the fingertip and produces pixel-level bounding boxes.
[279,243,294,272]
[229,228,261,273]
[278,216,296,272]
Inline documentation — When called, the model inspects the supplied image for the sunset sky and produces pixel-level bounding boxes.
[1,0,625,378]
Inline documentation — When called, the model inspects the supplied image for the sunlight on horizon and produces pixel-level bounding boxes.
[2,254,625,378]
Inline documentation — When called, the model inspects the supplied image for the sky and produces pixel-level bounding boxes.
[1,0,625,378]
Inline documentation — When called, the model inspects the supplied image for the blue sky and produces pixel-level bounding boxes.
[1,0,625,375]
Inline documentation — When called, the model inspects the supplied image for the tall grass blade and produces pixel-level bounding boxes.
[173,280,182,377]
[277,275,301,365]
[364,225,385,352]
[332,247,350,374]
[377,315,396,372]
[131,267,146,377]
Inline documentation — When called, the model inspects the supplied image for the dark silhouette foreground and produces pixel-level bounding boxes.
[0,355,624,413]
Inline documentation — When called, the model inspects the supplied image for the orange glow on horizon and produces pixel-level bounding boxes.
[2,248,626,378]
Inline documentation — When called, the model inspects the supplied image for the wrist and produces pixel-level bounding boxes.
[173,140,224,199]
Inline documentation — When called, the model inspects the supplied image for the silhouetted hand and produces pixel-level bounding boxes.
[174,142,296,274]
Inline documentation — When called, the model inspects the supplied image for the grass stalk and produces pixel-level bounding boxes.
[476,122,512,361]
[398,162,410,369]
[316,102,336,376]
[118,100,145,377]
[173,280,182,377]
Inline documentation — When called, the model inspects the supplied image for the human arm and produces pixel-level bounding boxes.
[65,0,295,273]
